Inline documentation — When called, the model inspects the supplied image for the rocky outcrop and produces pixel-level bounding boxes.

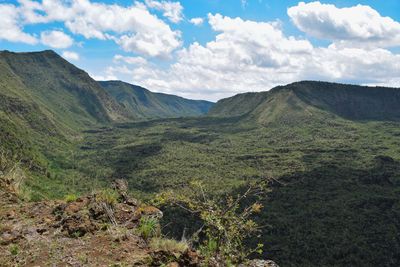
[0,179,278,267]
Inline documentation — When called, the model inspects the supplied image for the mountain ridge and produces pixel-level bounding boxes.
[209,81,400,124]
[99,80,214,119]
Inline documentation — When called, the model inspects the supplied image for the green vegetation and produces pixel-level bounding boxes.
[1,51,400,266]
[157,181,267,265]
[9,244,19,256]
[94,188,119,207]
[64,193,78,203]
[100,81,213,119]
[138,216,160,240]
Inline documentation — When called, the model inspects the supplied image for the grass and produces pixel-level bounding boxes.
[9,244,19,256]
[138,216,160,240]
[94,188,119,206]
[149,237,188,253]
[64,193,78,203]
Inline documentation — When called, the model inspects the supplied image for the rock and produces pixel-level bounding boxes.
[0,230,21,245]
[150,249,201,267]
[167,262,180,267]
[133,206,163,221]
[61,214,97,237]
[180,249,201,266]
[150,250,180,266]
[112,179,138,206]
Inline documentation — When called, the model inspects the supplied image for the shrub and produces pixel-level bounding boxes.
[156,180,268,264]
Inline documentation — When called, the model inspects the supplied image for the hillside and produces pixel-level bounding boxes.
[0,50,132,130]
[209,81,400,124]
[1,50,400,266]
[99,81,214,119]
[0,50,213,178]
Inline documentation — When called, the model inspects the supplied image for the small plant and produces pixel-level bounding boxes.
[149,237,188,253]
[95,188,119,206]
[138,216,160,240]
[64,193,78,203]
[199,237,218,259]
[72,230,84,238]
[9,244,19,256]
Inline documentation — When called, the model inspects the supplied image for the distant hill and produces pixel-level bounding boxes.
[99,81,214,119]
[209,81,400,124]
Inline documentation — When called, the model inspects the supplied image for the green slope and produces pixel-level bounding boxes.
[209,81,400,124]
[0,50,133,192]
[99,81,214,119]
[0,50,132,131]
[1,50,400,266]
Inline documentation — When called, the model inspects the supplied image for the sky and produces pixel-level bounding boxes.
[0,0,400,101]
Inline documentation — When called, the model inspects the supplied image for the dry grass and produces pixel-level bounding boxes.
[0,151,31,201]
[149,237,188,253]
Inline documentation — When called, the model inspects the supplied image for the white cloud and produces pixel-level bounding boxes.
[288,1,400,48]
[113,55,148,66]
[89,73,118,81]
[189,17,204,26]
[15,0,182,58]
[62,51,79,61]
[40,30,74,49]
[145,0,184,23]
[0,4,37,44]
[3,1,400,100]
[97,13,400,101]
[305,45,400,82]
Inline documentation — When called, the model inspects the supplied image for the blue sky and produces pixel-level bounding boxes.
[1,0,399,101]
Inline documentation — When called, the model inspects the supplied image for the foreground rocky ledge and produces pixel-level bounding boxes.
[0,178,278,266]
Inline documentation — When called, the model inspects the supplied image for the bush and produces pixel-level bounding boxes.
[156,180,268,264]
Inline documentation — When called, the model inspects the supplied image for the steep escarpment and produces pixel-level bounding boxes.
[209,81,400,124]
[100,81,214,119]
[0,50,132,129]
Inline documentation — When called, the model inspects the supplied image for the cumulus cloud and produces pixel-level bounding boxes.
[189,17,204,26]
[62,51,79,61]
[3,1,400,100]
[288,1,400,48]
[113,55,148,66]
[40,30,73,49]
[0,4,37,44]
[12,0,182,58]
[145,0,184,23]
[98,13,400,101]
